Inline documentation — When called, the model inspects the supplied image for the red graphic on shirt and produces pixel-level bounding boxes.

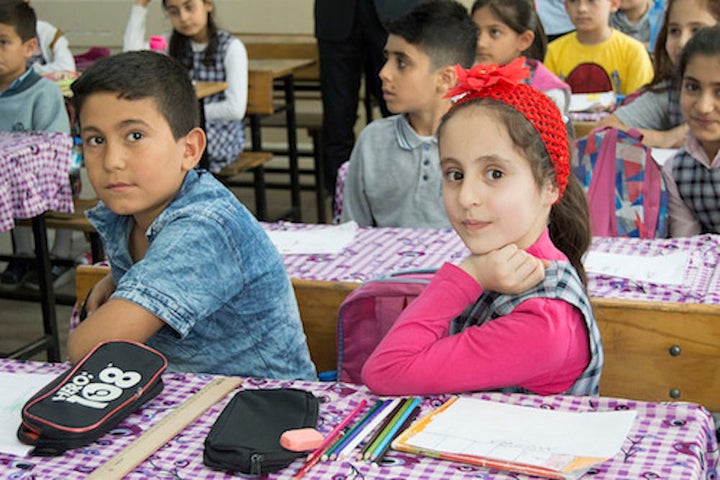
[564,63,613,93]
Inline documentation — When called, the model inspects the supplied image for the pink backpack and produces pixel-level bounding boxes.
[336,270,435,384]
[573,126,668,238]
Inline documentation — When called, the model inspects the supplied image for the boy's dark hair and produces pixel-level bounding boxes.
[0,0,37,42]
[471,0,547,61]
[70,51,199,140]
[385,0,478,69]
[163,0,219,69]
[679,24,720,77]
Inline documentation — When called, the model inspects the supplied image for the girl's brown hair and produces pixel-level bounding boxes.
[471,0,548,61]
[437,99,591,285]
[163,0,220,69]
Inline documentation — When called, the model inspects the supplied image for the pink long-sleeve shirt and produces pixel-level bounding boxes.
[361,230,591,396]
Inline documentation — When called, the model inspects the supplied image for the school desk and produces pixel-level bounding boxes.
[0,131,74,362]
[0,358,716,480]
[72,228,720,410]
[242,58,317,222]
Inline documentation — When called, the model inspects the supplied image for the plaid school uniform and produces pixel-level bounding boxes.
[186,30,245,173]
[671,149,720,234]
[450,261,603,396]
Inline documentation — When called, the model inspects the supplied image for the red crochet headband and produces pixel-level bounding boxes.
[446,57,570,198]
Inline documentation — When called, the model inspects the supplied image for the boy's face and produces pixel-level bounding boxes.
[618,0,648,10]
[379,34,445,115]
[79,92,203,230]
[564,0,620,35]
[472,6,534,66]
[680,54,720,159]
[0,22,36,91]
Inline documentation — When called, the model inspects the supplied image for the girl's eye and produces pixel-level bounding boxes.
[668,27,680,36]
[486,168,503,181]
[444,170,463,182]
[682,81,699,93]
[490,28,501,37]
[127,131,144,142]
[397,59,408,69]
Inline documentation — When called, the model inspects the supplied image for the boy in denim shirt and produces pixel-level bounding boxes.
[67,51,316,380]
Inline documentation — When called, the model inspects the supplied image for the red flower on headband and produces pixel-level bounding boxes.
[446,57,530,99]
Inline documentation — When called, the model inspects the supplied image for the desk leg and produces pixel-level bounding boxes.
[282,74,302,222]
[249,114,268,221]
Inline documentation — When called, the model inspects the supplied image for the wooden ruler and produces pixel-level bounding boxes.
[86,376,243,480]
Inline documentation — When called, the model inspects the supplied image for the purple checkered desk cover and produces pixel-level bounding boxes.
[1,359,717,480]
[262,222,720,304]
[0,131,74,232]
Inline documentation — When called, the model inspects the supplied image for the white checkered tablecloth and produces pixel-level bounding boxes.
[263,222,720,304]
[0,131,73,232]
[0,359,717,480]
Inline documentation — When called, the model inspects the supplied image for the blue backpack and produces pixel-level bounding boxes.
[336,270,435,384]
[573,126,668,238]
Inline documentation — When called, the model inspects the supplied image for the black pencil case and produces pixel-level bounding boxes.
[204,388,319,475]
[17,340,167,456]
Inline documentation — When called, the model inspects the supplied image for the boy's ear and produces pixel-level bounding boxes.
[436,65,457,94]
[179,127,206,171]
[22,37,38,59]
[609,0,621,13]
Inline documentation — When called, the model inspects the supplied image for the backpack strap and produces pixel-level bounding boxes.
[586,127,619,237]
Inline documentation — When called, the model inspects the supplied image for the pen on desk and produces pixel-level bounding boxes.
[324,399,384,461]
[368,397,420,461]
[372,403,421,465]
[363,398,413,460]
[305,399,367,461]
[331,399,393,460]
[355,398,403,460]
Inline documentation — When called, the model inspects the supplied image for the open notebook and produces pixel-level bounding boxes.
[392,397,637,480]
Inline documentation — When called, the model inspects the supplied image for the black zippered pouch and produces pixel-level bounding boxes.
[204,388,319,475]
[17,340,167,456]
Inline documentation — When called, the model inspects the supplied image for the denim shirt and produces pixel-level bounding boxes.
[86,170,317,380]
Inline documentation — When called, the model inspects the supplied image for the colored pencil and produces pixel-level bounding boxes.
[367,397,420,460]
[362,398,413,460]
[303,398,368,460]
[332,399,394,460]
[371,404,421,464]
[292,436,335,479]
[355,398,403,460]
[324,400,384,461]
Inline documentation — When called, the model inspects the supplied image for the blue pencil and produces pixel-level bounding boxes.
[368,397,422,461]
[372,404,421,465]
[323,400,384,461]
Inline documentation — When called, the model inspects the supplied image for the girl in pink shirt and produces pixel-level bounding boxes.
[362,59,603,396]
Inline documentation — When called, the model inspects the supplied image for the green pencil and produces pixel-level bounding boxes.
[362,398,413,460]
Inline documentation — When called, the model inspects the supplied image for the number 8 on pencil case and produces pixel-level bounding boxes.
[17,340,167,456]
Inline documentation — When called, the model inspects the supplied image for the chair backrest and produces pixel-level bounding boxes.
[573,126,668,238]
[336,270,435,383]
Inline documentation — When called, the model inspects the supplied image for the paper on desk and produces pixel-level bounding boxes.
[583,250,689,285]
[265,221,359,255]
[396,397,636,477]
[569,92,616,112]
[650,147,679,166]
[0,372,57,456]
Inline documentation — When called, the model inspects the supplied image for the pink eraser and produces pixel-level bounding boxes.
[280,428,324,452]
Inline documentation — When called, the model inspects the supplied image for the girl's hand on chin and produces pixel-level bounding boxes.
[460,244,548,294]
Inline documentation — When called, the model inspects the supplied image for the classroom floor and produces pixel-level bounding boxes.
[0,156,331,363]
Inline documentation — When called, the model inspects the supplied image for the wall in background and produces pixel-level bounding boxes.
[31,0,475,53]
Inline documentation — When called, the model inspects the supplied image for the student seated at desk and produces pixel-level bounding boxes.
[67,51,316,380]
[544,0,653,96]
[340,0,477,228]
[600,0,719,148]
[0,0,72,291]
[123,0,247,174]
[362,61,603,396]
[661,25,720,237]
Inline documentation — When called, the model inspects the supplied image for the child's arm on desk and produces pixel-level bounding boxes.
[67,295,164,363]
